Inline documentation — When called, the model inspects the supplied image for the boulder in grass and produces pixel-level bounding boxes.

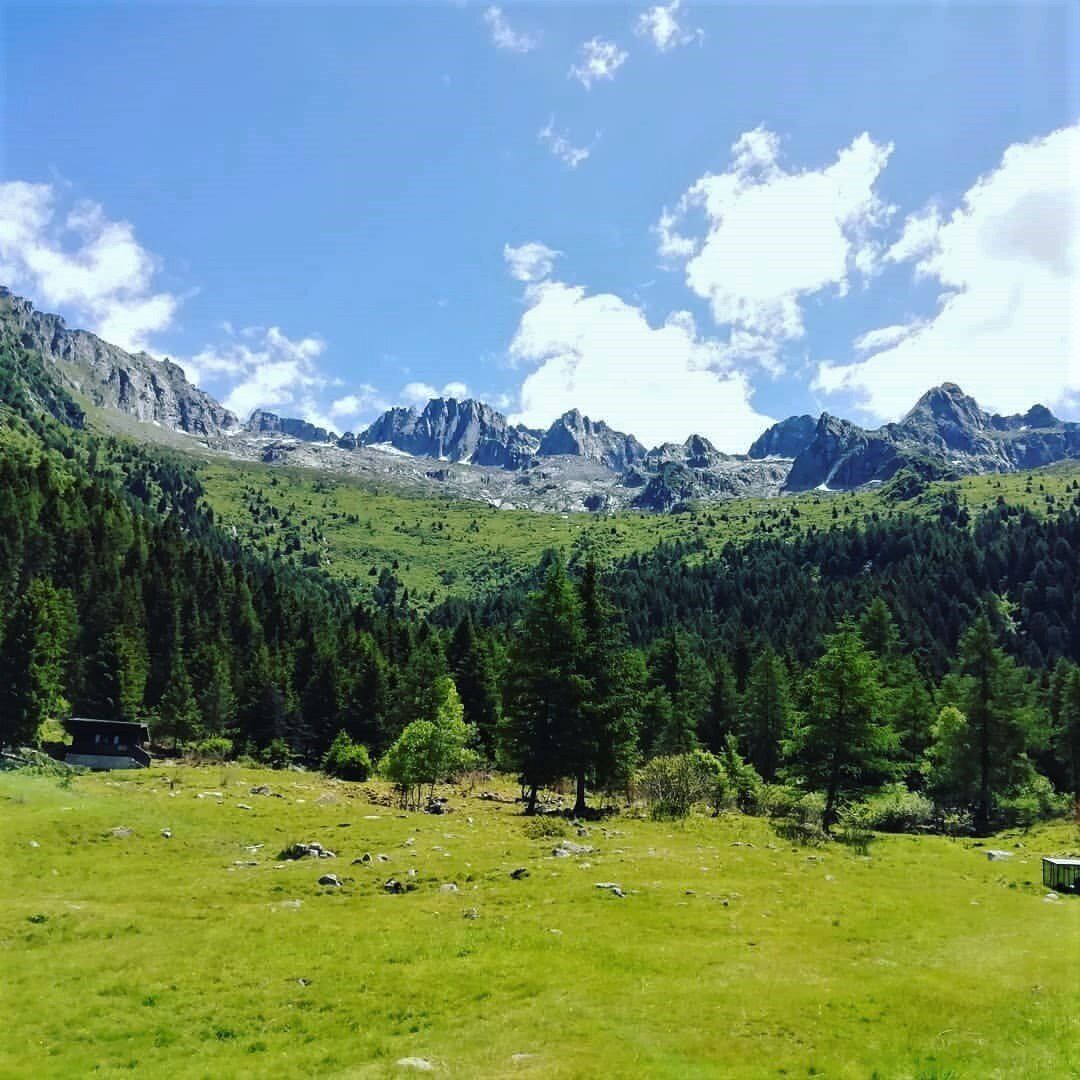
[985,849,1014,861]
[595,882,626,898]
[318,874,342,887]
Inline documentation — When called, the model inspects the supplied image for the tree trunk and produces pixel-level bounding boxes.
[525,784,538,815]
[573,771,587,818]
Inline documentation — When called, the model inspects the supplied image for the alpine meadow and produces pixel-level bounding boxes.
[2,2,1079,1078]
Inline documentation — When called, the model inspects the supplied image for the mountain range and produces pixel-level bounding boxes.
[2,286,1077,512]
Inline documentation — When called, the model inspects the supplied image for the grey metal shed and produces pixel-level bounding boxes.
[1042,857,1080,892]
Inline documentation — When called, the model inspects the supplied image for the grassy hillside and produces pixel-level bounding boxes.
[2,764,1077,1078]
[196,457,1080,609]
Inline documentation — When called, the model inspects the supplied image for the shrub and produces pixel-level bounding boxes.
[716,735,764,814]
[836,802,875,854]
[997,775,1070,831]
[522,818,569,840]
[771,791,828,846]
[859,784,934,833]
[259,738,295,769]
[637,752,718,819]
[321,731,372,781]
[190,736,233,761]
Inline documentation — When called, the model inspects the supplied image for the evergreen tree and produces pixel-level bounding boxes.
[647,631,709,754]
[0,579,74,748]
[700,655,740,753]
[1055,666,1080,797]
[741,647,792,781]
[786,622,895,828]
[448,615,500,759]
[500,556,587,814]
[933,615,1041,832]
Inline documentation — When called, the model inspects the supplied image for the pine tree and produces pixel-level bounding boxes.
[786,622,895,828]
[741,647,791,781]
[448,615,500,760]
[1053,666,1080,798]
[0,579,74,748]
[934,614,1040,832]
[700,655,740,753]
[500,556,588,814]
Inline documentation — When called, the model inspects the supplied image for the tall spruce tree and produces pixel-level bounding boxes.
[786,622,895,828]
[741,647,792,781]
[500,555,587,814]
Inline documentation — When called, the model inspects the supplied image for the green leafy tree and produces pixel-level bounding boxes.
[321,730,372,780]
[786,622,895,829]
[379,676,474,807]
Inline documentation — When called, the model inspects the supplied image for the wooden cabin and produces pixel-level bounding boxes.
[64,718,151,770]
[1041,857,1080,893]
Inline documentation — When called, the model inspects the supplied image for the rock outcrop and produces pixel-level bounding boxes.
[245,409,335,443]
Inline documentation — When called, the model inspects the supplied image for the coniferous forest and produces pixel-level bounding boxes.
[2,331,1079,836]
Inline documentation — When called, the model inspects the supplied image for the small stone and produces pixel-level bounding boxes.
[1045,892,1061,902]
[396,1058,434,1072]
[250,785,273,796]
[236,803,252,811]
[985,849,1013,861]
[28,840,40,848]
[318,874,342,887]
[462,907,479,919]
[377,853,391,862]
[439,883,459,893]
[509,867,530,880]
[110,826,134,838]
[511,1053,537,1063]
[595,882,626,897]
[160,829,172,839]
[385,879,406,894]
[403,837,415,847]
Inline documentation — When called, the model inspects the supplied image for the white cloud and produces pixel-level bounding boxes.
[330,385,387,428]
[0,180,181,352]
[816,122,1080,419]
[659,128,894,349]
[538,119,593,168]
[569,38,628,89]
[483,6,538,53]
[852,323,923,353]
[503,241,561,282]
[635,0,702,51]
[400,380,471,406]
[188,326,328,424]
[508,279,773,450]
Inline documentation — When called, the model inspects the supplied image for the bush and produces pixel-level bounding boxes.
[321,731,372,781]
[522,817,569,840]
[858,784,934,833]
[771,790,828,846]
[190,736,233,762]
[997,775,1070,831]
[259,738,295,770]
[836,802,875,854]
[637,752,718,819]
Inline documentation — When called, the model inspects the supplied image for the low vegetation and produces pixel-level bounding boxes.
[2,763,1076,1078]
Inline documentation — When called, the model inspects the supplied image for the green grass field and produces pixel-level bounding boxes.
[196,459,1080,609]
[3,765,1077,1078]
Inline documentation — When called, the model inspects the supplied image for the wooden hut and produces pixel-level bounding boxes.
[64,718,151,770]
[1041,857,1080,893]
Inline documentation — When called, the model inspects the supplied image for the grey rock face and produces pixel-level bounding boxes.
[748,414,817,459]
[0,288,238,440]
[539,409,646,472]
[360,397,541,469]
[783,383,1080,492]
[245,409,335,443]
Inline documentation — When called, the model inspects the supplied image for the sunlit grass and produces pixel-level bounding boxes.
[2,765,1077,1077]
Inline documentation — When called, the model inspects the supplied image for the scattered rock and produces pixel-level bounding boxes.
[250,785,273,796]
[985,849,1013,861]
[318,874,342,887]
[552,840,594,858]
[279,842,336,860]
[377,853,391,862]
[396,1058,434,1072]
[403,837,415,847]
[595,882,626,898]
[110,826,134,839]
[315,793,339,806]
[353,853,373,865]
[27,840,40,848]
[511,1053,537,1063]
[296,977,311,987]
[1045,892,1061,903]
[384,879,407,894]
[439,883,459,893]
[509,867,530,880]
[462,907,479,919]
[424,800,446,815]
[236,803,252,811]
[196,791,224,799]
[274,899,303,911]
[160,829,172,839]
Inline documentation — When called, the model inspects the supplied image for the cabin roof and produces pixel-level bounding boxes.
[1043,857,1080,867]
[65,717,150,734]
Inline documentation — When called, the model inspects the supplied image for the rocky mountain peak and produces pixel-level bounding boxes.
[245,409,335,443]
[539,410,646,471]
[747,414,818,459]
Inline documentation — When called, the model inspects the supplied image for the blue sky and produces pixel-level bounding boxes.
[1,0,1077,450]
